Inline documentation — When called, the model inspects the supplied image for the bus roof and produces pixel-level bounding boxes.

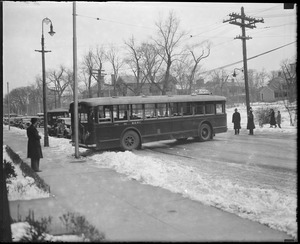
[72,94,226,107]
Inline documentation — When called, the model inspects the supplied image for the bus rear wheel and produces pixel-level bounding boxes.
[199,123,212,142]
[121,130,140,151]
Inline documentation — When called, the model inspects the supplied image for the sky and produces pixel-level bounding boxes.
[3,102,297,240]
[2,2,297,97]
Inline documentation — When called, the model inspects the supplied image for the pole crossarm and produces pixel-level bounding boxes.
[34,50,52,53]
[223,12,264,29]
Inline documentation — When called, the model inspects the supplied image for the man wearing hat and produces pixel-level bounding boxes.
[27,117,43,172]
[232,108,241,135]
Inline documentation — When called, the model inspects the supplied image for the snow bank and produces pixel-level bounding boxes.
[3,145,50,201]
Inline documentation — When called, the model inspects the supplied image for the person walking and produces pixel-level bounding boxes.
[27,117,43,172]
[232,108,241,135]
[276,110,282,128]
[269,108,277,128]
[247,108,255,135]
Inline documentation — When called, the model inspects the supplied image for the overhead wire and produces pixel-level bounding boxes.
[200,41,296,74]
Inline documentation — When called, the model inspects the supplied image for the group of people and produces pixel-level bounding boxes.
[269,108,281,128]
[232,107,282,136]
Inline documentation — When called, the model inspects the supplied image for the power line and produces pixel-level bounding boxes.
[76,13,155,30]
[201,41,296,74]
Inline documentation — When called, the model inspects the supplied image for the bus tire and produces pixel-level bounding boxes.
[121,130,140,151]
[198,123,212,142]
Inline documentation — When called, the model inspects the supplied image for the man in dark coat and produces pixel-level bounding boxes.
[269,109,277,128]
[232,108,241,135]
[27,117,43,172]
[247,108,255,135]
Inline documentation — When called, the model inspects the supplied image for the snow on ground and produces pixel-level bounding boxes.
[3,101,297,239]
[3,146,50,201]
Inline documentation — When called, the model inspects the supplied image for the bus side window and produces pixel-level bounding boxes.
[157,103,167,118]
[182,102,193,116]
[205,103,215,114]
[130,104,143,120]
[145,104,156,119]
[195,102,204,115]
[169,102,181,116]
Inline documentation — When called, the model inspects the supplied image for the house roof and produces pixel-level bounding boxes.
[267,76,286,90]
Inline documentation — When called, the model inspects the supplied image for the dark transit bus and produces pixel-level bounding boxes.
[69,94,227,151]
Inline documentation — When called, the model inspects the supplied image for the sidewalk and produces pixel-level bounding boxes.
[3,128,293,241]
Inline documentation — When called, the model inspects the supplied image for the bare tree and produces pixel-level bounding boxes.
[47,65,71,108]
[92,45,107,97]
[82,50,97,98]
[105,45,124,96]
[124,36,147,95]
[185,41,211,93]
[209,69,229,96]
[280,58,297,126]
[140,42,164,94]
[172,54,190,93]
[153,11,187,94]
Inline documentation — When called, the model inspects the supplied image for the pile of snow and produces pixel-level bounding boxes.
[3,145,50,201]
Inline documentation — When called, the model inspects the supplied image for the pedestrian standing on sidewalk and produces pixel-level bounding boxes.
[276,110,282,128]
[269,108,277,128]
[27,117,43,172]
[232,108,241,135]
[247,108,255,135]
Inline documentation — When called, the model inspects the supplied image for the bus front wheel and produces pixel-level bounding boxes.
[121,130,140,151]
[198,123,212,142]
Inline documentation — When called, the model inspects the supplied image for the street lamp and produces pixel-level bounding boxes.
[35,18,55,147]
[232,68,243,77]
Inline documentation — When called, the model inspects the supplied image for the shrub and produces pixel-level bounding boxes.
[3,159,17,193]
[59,212,105,242]
[12,209,52,242]
[254,106,279,127]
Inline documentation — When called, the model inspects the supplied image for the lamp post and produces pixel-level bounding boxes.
[35,18,55,147]
[232,68,243,78]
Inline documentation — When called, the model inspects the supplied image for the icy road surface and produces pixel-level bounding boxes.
[89,132,297,239]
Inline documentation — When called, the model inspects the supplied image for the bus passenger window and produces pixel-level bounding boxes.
[145,104,156,118]
[216,103,223,114]
[157,103,167,118]
[169,103,181,116]
[195,103,204,114]
[205,104,215,114]
[131,104,143,120]
[182,102,193,116]
[116,105,128,120]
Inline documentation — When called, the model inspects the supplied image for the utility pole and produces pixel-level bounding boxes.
[93,66,106,97]
[223,6,264,115]
[73,1,79,158]
[7,82,10,131]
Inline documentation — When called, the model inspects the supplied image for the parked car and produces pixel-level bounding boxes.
[48,117,71,138]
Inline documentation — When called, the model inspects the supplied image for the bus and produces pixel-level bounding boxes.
[69,94,227,151]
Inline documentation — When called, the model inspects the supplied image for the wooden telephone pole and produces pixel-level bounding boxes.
[223,7,264,115]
